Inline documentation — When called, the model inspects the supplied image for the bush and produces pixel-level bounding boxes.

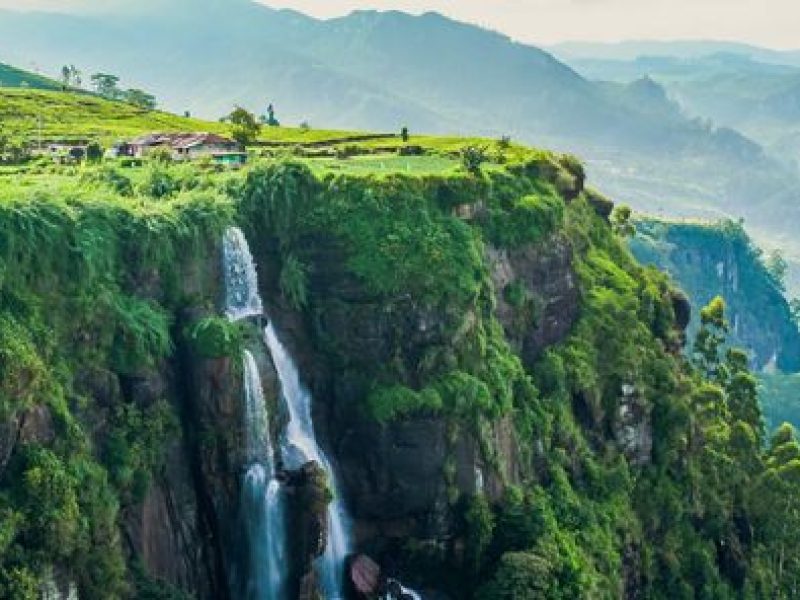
[187,317,243,358]
[461,145,488,175]
[138,165,179,199]
[366,384,443,423]
[279,254,310,310]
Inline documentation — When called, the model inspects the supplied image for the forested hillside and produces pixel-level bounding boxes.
[1,0,799,286]
[1,88,799,597]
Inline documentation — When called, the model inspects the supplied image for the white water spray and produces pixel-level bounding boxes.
[224,227,286,600]
[265,322,353,599]
[224,226,352,599]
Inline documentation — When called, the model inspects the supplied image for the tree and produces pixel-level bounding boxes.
[90,73,121,99]
[71,66,82,89]
[791,298,800,326]
[60,65,81,88]
[461,145,487,175]
[123,89,156,110]
[725,347,763,441]
[693,296,729,382]
[765,250,788,293]
[401,126,409,142]
[611,205,635,237]
[263,103,280,127]
[229,106,261,147]
[86,142,104,164]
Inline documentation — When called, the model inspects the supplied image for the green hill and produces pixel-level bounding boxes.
[2,3,799,295]
[0,62,60,90]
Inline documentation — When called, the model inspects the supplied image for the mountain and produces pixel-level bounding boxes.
[554,50,800,167]
[1,3,799,291]
[0,61,60,89]
[550,39,800,67]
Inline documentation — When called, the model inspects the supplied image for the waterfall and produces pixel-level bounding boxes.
[223,226,352,599]
[264,322,353,600]
[241,351,287,600]
[224,226,263,321]
[223,227,286,600]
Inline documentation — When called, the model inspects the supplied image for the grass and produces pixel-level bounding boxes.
[305,154,461,175]
[0,89,544,176]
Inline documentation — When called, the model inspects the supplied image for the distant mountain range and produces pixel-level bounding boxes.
[551,41,800,170]
[550,40,800,66]
[1,1,798,290]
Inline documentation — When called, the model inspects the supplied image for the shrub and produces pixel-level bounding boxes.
[461,145,488,175]
[138,165,179,199]
[366,384,443,423]
[187,317,243,359]
[279,254,310,310]
[148,147,173,165]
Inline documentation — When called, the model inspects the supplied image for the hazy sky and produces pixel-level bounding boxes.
[0,0,797,49]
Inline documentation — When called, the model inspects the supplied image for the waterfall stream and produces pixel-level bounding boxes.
[224,227,286,600]
[264,322,353,599]
[241,351,287,600]
[223,226,352,599]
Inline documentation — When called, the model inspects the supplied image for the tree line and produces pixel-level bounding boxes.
[60,65,157,110]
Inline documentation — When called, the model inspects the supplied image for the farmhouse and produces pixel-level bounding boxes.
[127,132,243,162]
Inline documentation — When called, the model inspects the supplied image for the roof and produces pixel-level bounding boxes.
[129,132,236,148]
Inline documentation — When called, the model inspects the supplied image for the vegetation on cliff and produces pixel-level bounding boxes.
[0,117,799,599]
[631,218,800,434]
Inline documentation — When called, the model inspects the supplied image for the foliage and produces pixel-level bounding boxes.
[90,73,121,99]
[461,145,488,175]
[1,118,799,599]
[187,317,243,358]
[611,204,635,237]
[765,249,788,293]
[279,253,310,310]
[229,106,262,146]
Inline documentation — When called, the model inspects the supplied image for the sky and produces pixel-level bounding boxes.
[0,0,797,49]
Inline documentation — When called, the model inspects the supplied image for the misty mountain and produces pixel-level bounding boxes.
[550,39,800,67]
[555,49,800,167]
[0,1,798,277]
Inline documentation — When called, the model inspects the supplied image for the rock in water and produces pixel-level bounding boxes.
[351,554,381,595]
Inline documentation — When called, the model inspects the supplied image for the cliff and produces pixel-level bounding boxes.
[0,145,797,598]
[630,219,800,372]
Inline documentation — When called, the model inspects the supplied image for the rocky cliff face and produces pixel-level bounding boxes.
[630,219,800,372]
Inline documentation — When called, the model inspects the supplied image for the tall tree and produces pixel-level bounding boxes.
[123,89,157,110]
[90,73,121,99]
[229,106,261,146]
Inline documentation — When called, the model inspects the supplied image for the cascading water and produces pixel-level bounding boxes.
[224,226,353,599]
[241,351,287,600]
[223,226,263,321]
[223,227,286,600]
[264,322,353,599]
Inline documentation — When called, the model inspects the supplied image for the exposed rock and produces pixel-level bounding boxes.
[123,441,207,595]
[487,236,580,367]
[351,554,381,595]
[17,404,54,445]
[613,385,652,467]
